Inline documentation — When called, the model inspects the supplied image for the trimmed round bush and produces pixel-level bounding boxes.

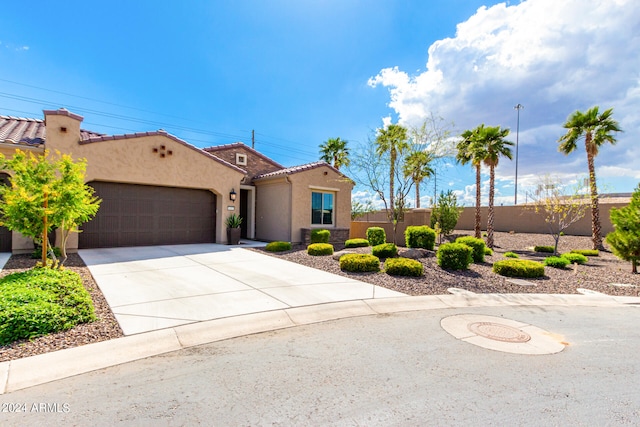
[456,236,486,263]
[339,253,380,272]
[543,256,570,268]
[307,243,334,256]
[372,243,398,258]
[345,238,369,248]
[366,227,386,246]
[493,259,545,278]
[561,252,588,265]
[484,247,494,256]
[311,229,330,244]
[504,251,519,258]
[571,249,599,257]
[404,226,436,250]
[0,268,96,345]
[265,241,292,252]
[385,257,423,277]
[437,242,473,270]
[534,245,555,253]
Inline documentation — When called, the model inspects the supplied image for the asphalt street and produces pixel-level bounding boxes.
[1,305,639,426]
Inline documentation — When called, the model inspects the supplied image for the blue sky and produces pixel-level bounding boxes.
[1,0,638,207]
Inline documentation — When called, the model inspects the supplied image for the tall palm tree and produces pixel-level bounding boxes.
[478,125,513,249]
[456,125,485,239]
[403,150,434,208]
[319,137,350,170]
[558,106,622,250]
[375,124,410,225]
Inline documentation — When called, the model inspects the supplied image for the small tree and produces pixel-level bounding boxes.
[351,200,375,220]
[606,184,640,273]
[526,176,589,255]
[430,190,461,243]
[0,150,100,267]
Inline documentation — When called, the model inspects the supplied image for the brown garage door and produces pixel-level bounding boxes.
[79,182,216,248]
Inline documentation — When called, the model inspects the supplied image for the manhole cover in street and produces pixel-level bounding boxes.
[467,322,531,343]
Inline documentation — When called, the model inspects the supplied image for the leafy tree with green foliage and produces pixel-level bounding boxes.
[319,137,350,170]
[0,150,101,267]
[558,106,622,250]
[430,190,462,241]
[351,200,375,220]
[606,184,640,273]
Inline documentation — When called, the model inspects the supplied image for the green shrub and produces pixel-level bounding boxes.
[561,252,588,265]
[404,226,436,250]
[372,243,398,258]
[534,245,555,253]
[345,238,369,248]
[571,249,599,257]
[437,242,473,270]
[31,246,62,260]
[455,236,486,263]
[265,241,292,252]
[484,247,493,256]
[385,257,423,277]
[366,227,386,246]
[339,253,380,273]
[543,256,570,268]
[0,268,96,345]
[307,243,334,256]
[493,259,545,278]
[504,251,519,258]
[310,229,330,244]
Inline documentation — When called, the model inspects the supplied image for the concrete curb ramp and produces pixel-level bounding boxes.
[2,292,639,395]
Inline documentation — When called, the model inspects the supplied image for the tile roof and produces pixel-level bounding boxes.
[253,161,341,180]
[0,115,103,147]
[0,111,245,174]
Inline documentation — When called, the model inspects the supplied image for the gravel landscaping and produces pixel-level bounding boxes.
[0,254,123,362]
[1,230,637,363]
[255,231,640,297]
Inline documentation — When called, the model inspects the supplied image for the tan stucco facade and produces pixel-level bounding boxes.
[0,109,354,251]
[255,165,353,243]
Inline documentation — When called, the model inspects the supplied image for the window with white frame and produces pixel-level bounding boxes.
[311,191,334,225]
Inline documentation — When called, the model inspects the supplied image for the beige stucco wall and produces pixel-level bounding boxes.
[255,177,292,242]
[350,209,432,244]
[454,204,625,236]
[289,166,353,244]
[43,111,245,249]
[254,166,353,244]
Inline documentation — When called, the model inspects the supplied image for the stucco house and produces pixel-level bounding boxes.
[0,109,353,253]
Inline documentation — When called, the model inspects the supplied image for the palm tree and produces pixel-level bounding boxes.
[375,124,410,225]
[319,137,350,170]
[456,125,485,239]
[403,150,434,208]
[478,125,513,249]
[558,106,622,250]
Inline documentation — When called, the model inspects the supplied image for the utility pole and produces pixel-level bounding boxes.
[251,130,255,149]
[514,104,524,205]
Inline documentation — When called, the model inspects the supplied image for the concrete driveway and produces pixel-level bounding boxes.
[79,243,405,335]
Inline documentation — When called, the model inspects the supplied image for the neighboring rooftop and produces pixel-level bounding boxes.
[253,161,340,180]
[0,115,103,147]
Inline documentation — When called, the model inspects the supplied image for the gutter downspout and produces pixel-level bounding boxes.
[285,175,292,243]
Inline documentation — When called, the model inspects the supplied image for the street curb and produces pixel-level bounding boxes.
[1,293,639,394]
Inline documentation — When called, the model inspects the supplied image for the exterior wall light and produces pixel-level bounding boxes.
[230,189,237,202]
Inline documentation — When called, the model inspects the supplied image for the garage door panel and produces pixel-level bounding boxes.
[79,182,216,248]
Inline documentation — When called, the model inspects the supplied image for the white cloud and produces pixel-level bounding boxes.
[369,0,640,193]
